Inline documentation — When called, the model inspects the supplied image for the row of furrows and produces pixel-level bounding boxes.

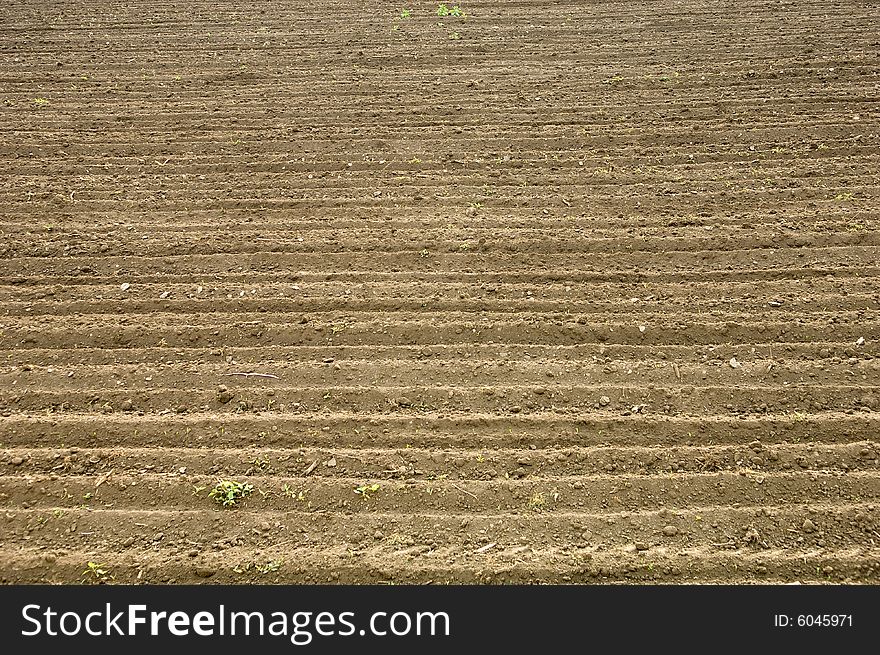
[2,228,874,250]
[2,412,877,448]
[1,115,873,142]
[3,177,876,203]
[2,385,875,416]
[3,296,877,317]
[3,358,876,389]
[0,269,871,291]
[3,549,879,584]
[2,317,877,347]
[2,248,878,275]
[4,152,874,175]
[4,25,875,54]
[1,69,876,91]
[2,235,872,258]
[3,74,877,104]
[2,120,873,147]
[2,264,877,285]
[3,441,878,479]
[4,156,871,184]
[5,21,875,48]
[5,158,877,184]
[2,503,878,558]
[3,0,872,28]
[0,204,875,227]
[4,232,878,259]
[2,88,874,125]
[0,342,873,366]
[2,226,875,250]
[2,191,870,215]
[1,470,877,513]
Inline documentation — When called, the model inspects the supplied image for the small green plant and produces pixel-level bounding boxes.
[834,192,854,201]
[527,491,547,512]
[82,561,111,582]
[281,484,306,501]
[400,8,411,19]
[355,483,381,498]
[256,559,283,574]
[208,479,253,506]
[32,97,49,106]
[437,4,465,17]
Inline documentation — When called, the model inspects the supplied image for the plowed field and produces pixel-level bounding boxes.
[1,0,879,584]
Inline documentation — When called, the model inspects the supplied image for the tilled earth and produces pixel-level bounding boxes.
[0,0,879,584]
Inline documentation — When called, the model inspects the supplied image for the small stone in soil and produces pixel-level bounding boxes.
[194,566,215,578]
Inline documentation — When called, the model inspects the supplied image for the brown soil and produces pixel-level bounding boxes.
[0,0,878,584]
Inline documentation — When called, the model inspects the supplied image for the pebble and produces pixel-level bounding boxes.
[802,519,817,533]
[120,399,134,411]
[10,457,24,466]
[159,291,171,299]
[662,525,679,537]
[635,542,649,551]
[194,566,216,578]
[374,530,383,540]
[729,357,741,369]
[120,283,130,291]
[599,396,611,406]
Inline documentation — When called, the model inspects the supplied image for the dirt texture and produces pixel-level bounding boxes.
[0,0,879,584]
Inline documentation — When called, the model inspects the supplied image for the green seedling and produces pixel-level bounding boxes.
[256,559,283,574]
[527,491,547,512]
[437,4,465,17]
[355,483,381,498]
[208,479,253,507]
[82,561,111,582]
